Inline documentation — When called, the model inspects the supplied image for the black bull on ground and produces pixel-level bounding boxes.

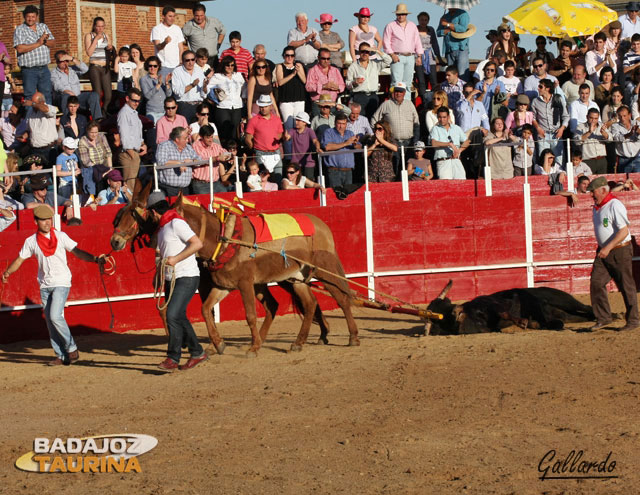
[426,281,596,335]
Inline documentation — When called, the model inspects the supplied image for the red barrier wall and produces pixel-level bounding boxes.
[2,177,640,343]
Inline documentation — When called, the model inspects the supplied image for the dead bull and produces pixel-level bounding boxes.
[425,281,595,335]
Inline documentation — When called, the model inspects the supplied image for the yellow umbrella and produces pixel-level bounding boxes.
[504,0,618,37]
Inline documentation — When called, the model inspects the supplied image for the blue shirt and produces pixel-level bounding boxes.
[456,99,489,132]
[474,79,506,115]
[436,9,470,54]
[56,152,79,185]
[431,123,467,160]
[97,188,128,205]
[321,128,356,169]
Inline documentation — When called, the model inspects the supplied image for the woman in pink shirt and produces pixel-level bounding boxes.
[505,94,534,134]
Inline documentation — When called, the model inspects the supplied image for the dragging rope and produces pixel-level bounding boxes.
[97,253,117,329]
[154,258,176,311]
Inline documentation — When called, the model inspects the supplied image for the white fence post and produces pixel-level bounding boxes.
[484,146,492,197]
[153,163,161,192]
[52,165,61,230]
[400,145,409,201]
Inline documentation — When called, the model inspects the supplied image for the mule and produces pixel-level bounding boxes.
[110,181,360,355]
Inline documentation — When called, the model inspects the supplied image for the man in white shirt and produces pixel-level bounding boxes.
[171,50,209,123]
[620,2,640,40]
[1,205,106,365]
[151,6,185,77]
[146,191,207,371]
[587,176,639,331]
[585,32,616,86]
[569,84,599,133]
[497,60,523,110]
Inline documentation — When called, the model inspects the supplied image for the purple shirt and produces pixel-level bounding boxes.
[290,127,317,168]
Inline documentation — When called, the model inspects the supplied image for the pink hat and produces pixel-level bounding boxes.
[354,7,372,17]
[315,13,338,24]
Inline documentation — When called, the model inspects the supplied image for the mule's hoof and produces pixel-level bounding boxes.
[216,341,226,355]
[205,345,217,356]
[245,349,258,358]
[348,338,361,347]
[290,344,303,352]
[316,337,328,345]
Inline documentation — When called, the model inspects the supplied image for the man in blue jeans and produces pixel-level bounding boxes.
[436,8,470,81]
[147,191,207,371]
[13,5,55,104]
[322,113,362,188]
[2,205,105,365]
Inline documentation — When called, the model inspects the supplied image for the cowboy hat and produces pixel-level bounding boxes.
[354,7,372,17]
[257,94,273,107]
[393,3,410,15]
[316,94,336,106]
[315,13,338,24]
[451,24,477,40]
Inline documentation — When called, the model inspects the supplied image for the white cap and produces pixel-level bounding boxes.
[62,137,78,150]
[257,94,273,107]
[295,111,311,125]
[393,81,407,92]
[414,140,426,150]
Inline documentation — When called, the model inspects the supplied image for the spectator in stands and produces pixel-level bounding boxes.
[316,14,344,69]
[84,17,113,117]
[306,48,345,111]
[156,96,188,144]
[21,174,73,222]
[1,104,28,152]
[117,88,147,191]
[219,139,245,188]
[281,162,325,191]
[349,7,382,64]
[157,126,198,196]
[247,59,278,118]
[561,64,594,106]
[585,32,617,87]
[431,106,470,179]
[603,86,624,121]
[524,56,559,101]
[151,6,185,77]
[245,95,285,183]
[288,12,321,68]
[530,36,554,69]
[439,65,465,121]
[172,50,208,123]
[473,49,506,82]
[622,33,640,80]
[416,12,442,104]
[189,103,219,144]
[55,137,80,199]
[607,105,640,172]
[625,66,640,103]
[288,112,320,180]
[569,84,599,133]
[367,119,398,183]
[0,42,10,115]
[549,40,575,85]
[383,3,423,90]
[594,67,616,110]
[346,42,391,118]
[78,121,112,196]
[252,45,275,74]
[574,108,608,174]
[535,148,564,176]
[322,112,360,188]
[14,5,55,104]
[531,79,569,164]
[141,56,172,124]
[50,50,101,120]
[25,91,59,164]
[370,82,419,153]
[182,3,225,69]
[620,2,640,40]
[436,8,471,80]
[311,94,336,141]
[96,168,131,205]
[208,55,245,141]
[497,60,522,110]
[407,141,432,180]
[346,101,373,138]
[191,124,229,194]
[513,123,534,176]
[114,46,138,97]
[570,149,593,177]
[2,64,18,119]
[427,90,456,133]
[456,84,488,135]
[60,96,87,140]
[488,23,516,62]
[484,117,517,179]
[221,31,254,80]
[505,94,533,134]
[0,186,18,232]
[246,161,263,192]
[130,44,146,79]
[475,61,505,115]
[195,48,211,75]
[276,46,307,139]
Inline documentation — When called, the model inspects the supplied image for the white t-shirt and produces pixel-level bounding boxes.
[246,174,262,191]
[593,198,631,248]
[190,121,219,137]
[157,218,199,280]
[19,230,78,288]
[150,23,185,69]
[283,176,307,188]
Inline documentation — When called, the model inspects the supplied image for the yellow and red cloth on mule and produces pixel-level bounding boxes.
[247,213,315,243]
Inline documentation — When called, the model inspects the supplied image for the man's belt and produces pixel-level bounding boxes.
[612,241,631,250]
[183,100,204,105]
[588,155,606,160]
[192,178,211,182]
[32,143,55,150]
[395,52,414,56]
[328,167,353,172]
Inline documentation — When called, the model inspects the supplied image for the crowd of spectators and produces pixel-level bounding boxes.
[3,1,640,224]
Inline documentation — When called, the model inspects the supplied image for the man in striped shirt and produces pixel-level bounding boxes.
[623,34,640,79]
[220,31,253,80]
[157,127,200,196]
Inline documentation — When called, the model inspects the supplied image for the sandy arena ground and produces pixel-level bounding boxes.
[0,292,638,494]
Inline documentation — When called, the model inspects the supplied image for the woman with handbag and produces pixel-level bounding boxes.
[84,17,114,116]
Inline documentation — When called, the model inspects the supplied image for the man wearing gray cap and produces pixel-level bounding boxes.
[1,204,106,365]
[588,176,639,331]
[620,2,640,39]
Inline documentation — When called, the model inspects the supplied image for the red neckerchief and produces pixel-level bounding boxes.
[36,229,58,257]
[159,210,184,228]
[594,192,616,211]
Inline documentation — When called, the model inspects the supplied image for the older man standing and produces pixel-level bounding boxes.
[306,48,345,112]
[346,42,391,118]
[245,95,285,183]
[322,112,361,188]
[171,50,209,123]
[561,65,593,106]
[151,6,185,77]
[24,91,59,164]
[370,82,419,151]
[587,176,639,331]
[182,3,225,68]
[13,5,55,103]
[620,2,640,40]
[157,126,200,196]
[383,3,423,90]
[436,8,470,80]
[50,50,102,119]
[287,12,322,68]
[117,88,147,191]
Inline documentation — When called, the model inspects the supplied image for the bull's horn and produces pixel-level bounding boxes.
[437,280,453,299]
[424,321,432,336]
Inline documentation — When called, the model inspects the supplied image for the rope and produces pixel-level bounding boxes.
[98,256,115,329]
[154,258,176,311]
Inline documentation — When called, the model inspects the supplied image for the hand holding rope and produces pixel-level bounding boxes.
[154,258,176,311]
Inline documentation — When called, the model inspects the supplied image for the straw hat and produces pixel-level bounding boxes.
[393,3,410,15]
[451,24,477,39]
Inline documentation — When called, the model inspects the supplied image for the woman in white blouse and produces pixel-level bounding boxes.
[207,55,246,141]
